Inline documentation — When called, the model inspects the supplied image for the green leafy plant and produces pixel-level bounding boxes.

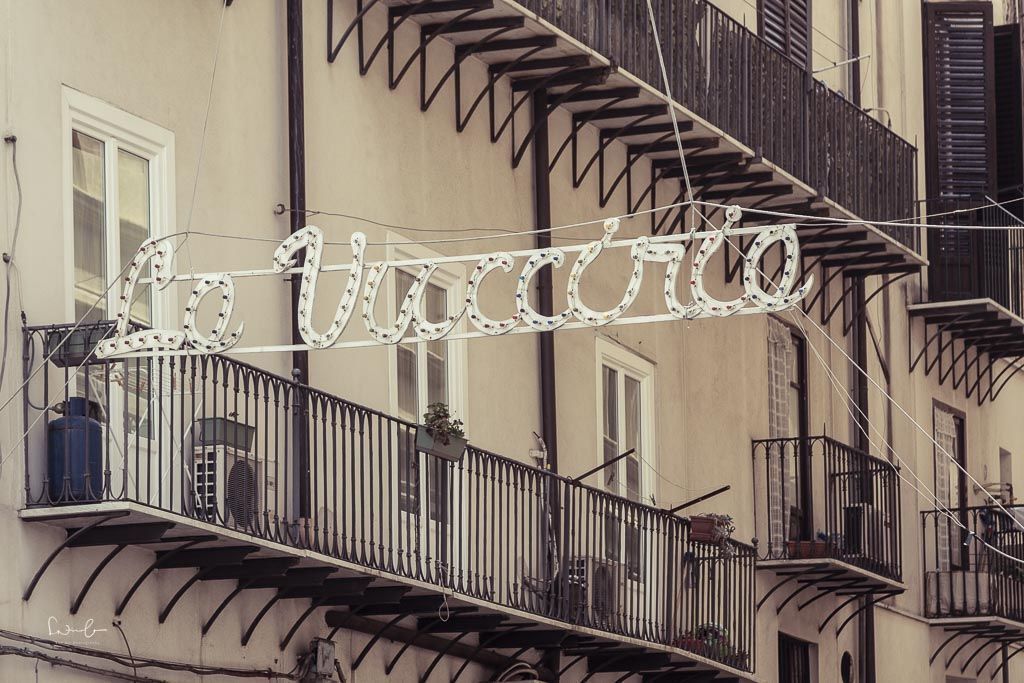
[673,623,748,667]
[422,402,465,446]
[703,513,737,557]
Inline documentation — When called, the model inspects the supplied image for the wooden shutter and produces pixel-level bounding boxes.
[994,23,1023,203]
[760,0,811,69]
[924,3,997,301]
[923,2,997,200]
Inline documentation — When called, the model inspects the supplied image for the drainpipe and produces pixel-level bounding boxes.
[531,88,561,683]
[531,89,558,476]
[852,277,876,683]
[287,0,310,518]
[848,0,861,106]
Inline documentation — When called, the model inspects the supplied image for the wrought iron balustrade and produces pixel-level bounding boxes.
[922,504,1024,622]
[22,321,755,671]
[519,0,918,247]
[751,435,902,581]
[925,197,1024,317]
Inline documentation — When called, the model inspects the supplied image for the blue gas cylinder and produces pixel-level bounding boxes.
[47,397,103,502]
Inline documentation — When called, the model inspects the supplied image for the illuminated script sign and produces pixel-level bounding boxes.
[97,206,813,358]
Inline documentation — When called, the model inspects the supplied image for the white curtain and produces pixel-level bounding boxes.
[934,406,958,571]
[767,319,796,554]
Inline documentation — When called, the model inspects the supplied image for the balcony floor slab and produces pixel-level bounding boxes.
[20,501,759,682]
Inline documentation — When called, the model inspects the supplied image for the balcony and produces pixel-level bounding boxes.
[921,505,1024,677]
[751,436,903,629]
[908,197,1024,402]
[328,0,922,272]
[19,322,755,680]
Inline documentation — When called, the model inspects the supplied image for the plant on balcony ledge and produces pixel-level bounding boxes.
[416,402,467,462]
[786,531,840,559]
[673,623,749,669]
[689,513,736,556]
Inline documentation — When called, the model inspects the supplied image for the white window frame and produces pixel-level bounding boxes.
[595,337,656,505]
[61,86,176,326]
[384,236,468,427]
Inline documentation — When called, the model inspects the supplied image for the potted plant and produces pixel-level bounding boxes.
[786,531,833,559]
[689,513,736,556]
[674,623,747,666]
[416,402,467,462]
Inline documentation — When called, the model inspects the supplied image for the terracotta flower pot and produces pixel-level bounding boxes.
[786,540,830,559]
[690,516,719,543]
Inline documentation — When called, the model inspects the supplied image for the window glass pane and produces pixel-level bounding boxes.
[396,347,417,419]
[118,150,152,325]
[602,366,619,490]
[626,454,640,502]
[624,376,640,460]
[425,282,447,407]
[72,131,106,321]
[787,336,802,438]
[395,271,418,420]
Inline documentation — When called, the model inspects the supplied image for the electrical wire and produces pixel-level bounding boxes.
[643,0,708,233]
[733,0,854,62]
[0,627,302,679]
[0,644,163,683]
[0,225,201,425]
[112,621,137,681]
[265,194,1024,253]
[179,0,229,276]
[694,197,1024,232]
[715,231,1024,564]
[0,135,23,400]
[793,288,1024,540]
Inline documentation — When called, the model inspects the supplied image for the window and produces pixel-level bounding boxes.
[388,247,466,534]
[767,319,810,552]
[597,339,654,580]
[63,89,174,440]
[395,269,450,523]
[63,87,175,325]
[778,633,813,683]
[934,403,967,570]
[760,0,811,70]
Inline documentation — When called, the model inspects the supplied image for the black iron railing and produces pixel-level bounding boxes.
[922,505,1024,621]
[925,197,1024,317]
[22,321,756,671]
[751,435,902,581]
[520,0,918,249]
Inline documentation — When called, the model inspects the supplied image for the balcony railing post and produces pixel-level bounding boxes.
[21,325,31,505]
[288,367,311,547]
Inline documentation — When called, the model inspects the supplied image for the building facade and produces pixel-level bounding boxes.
[1,0,1023,681]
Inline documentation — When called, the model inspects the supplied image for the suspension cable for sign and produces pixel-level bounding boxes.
[97,206,815,359]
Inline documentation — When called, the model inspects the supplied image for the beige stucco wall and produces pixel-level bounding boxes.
[1,0,1023,681]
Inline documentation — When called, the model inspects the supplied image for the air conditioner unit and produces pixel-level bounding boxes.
[192,446,274,528]
[566,556,624,629]
[843,504,891,558]
[189,417,268,528]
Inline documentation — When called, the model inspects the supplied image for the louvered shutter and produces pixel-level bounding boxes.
[923,2,997,199]
[760,0,811,69]
[994,23,1023,202]
[924,3,996,301]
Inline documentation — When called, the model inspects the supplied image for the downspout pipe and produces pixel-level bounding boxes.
[852,276,876,683]
[287,0,310,517]
[532,88,561,683]
[531,89,558,476]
